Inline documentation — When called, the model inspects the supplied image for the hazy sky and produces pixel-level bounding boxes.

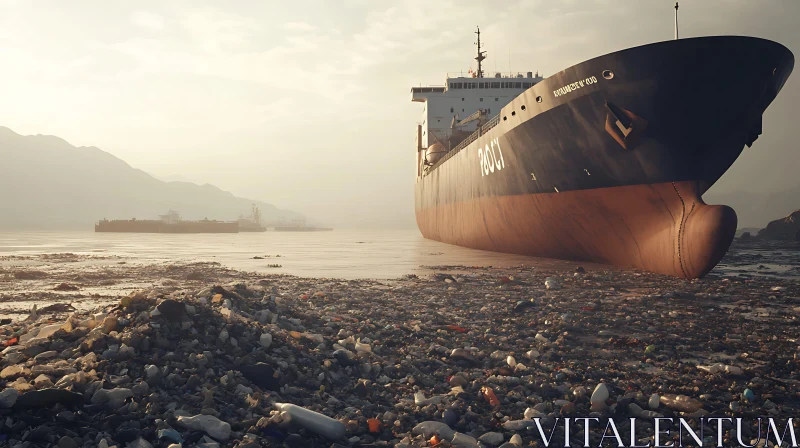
[1,0,798,228]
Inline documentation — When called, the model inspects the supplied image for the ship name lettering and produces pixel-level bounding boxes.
[552,76,598,98]
[478,138,505,177]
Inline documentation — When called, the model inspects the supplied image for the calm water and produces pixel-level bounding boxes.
[0,230,567,279]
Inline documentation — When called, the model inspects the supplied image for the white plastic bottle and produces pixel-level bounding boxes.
[274,402,346,440]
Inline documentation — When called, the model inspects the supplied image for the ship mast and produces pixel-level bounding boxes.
[474,26,486,78]
[674,2,679,40]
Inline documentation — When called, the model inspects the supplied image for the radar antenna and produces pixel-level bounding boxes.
[474,26,486,78]
[674,2,679,40]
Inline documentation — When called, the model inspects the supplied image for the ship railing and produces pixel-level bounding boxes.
[446,71,536,79]
[427,114,501,172]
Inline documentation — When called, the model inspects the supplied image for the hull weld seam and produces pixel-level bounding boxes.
[672,182,689,278]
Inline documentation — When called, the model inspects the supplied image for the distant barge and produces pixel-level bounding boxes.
[95,210,238,233]
[273,219,333,232]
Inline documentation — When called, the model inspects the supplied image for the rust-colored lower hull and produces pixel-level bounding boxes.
[415,181,737,278]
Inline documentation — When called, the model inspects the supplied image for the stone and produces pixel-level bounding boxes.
[412,421,455,440]
[33,350,58,362]
[259,333,272,348]
[91,388,133,408]
[0,388,19,408]
[0,365,25,380]
[239,363,280,390]
[450,348,479,365]
[156,300,185,320]
[14,388,84,409]
[59,436,80,448]
[660,394,703,413]
[102,316,118,334]
[649,394,660,409]
[176,414,231,441]
[126,438,153,448]
[478,432,505,446]
[590,383,609,404]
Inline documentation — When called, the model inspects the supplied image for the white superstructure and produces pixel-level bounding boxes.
[411,27,544,149]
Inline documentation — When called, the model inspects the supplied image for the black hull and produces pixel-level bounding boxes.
[415,36,794,278]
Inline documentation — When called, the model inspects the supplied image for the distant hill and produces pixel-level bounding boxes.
[0,126,303,230]
[705,185,800,229]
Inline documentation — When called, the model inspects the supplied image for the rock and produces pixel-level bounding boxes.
[449,374,468,387]
[177,414,231,441]
[333,349,358,366]
[660,394,703,413]
[503,420,537,430]
[590,383,609,404]
[14,388,83,409]
[156,300,185,320]
[91,388,133,408]
[239,363,280,390]
[451,432,479,447]
[126,438,153,448]
[58,436,80,448]
[283,434,303,448]
[412,421,455,440]
[158,429,183,444]
[115,428,141,443]
[0,388,19,408]
[102,316,118,334]
[259,333,272,348]
[145,365,159,379]
[450,348,479,365]
[0,365,25,380]
[648,393,660,409]
[743,388,755,401]
[510,434,523,446]
[478,432,505,446]
[33,350,58,362]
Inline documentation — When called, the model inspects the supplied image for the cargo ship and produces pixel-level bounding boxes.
[238,204,267,232]
[95,210,238,233]
[412,23,794,278]
[273,219,333,232]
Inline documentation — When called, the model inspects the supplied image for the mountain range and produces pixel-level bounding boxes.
[0,126,302,230]
[704,185,800,229]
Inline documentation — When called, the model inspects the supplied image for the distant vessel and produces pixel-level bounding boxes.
[238,204,267,232]
[412,24,794,279]
[273,219,333,232]
[95,210,238,233]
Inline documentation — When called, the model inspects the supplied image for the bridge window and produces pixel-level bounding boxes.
[450,107,454,113]
[515,82,521,88]
[479,82,485,88]
[491,82,499,88]
[523,82,531,88]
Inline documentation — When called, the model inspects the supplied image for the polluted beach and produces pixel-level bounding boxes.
[2,2,800,448]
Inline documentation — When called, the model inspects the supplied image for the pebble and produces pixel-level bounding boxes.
[176,414,231,441]
[0,252,798,448]
[479,432,505,446]
[590,383,609,404]
[0,388,19,408]
[648,393,660,409]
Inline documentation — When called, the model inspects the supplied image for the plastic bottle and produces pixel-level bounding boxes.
[274,403,345,440]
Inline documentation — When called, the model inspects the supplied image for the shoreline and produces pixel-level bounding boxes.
[0,243,799,447]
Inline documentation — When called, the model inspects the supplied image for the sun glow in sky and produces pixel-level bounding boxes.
[1,0,798,227]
